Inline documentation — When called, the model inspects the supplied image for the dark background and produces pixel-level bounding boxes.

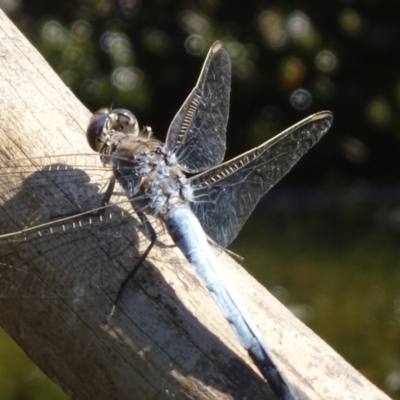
[1,0,400,399]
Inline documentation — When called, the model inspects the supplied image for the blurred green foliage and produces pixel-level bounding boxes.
[1,0,400,399]
[0,329,68,400]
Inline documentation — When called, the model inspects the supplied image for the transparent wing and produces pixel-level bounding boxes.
[189,111,333,248]
[0,154,165,299]
[165,41,231,173]
[0,155,111,233]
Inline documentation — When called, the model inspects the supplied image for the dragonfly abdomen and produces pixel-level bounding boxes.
[164,205,296,399]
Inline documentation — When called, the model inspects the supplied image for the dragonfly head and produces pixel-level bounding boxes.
[86,108,140,153]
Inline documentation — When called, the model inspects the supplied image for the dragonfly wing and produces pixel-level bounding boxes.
[0,215,142,299]
[0,154,165,299]
[189,111,333,248]
[0,154,112,232]
[165,41,231,173]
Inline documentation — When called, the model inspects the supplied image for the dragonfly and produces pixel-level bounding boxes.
[0,41,333,399]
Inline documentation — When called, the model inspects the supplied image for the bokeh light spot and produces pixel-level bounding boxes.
[287,11,310,39]
[280,56,307,89]
[184,35,206,56]
[142,29,170,55]
[340,137,369,164]
[258,10,288,50]
[179,10,210,35]
[312,76,335,101]
[71,20,92,41]
[100,32,134,65]
[366,97,392,127]
[0,0,21,13]
[41,20,67,46]
[80,79,100,99]
[112,67,141,91]
[63,46,82,65]
[290,88,312,110]
[339,8,363,35]
[315,50,338,73]
[385,370,400,394]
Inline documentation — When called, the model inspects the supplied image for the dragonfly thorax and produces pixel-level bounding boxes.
[110,137,193,215]
[139,150,193,215]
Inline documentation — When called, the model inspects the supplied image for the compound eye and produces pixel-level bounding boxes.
[86,108,111,152]
[86,108,140,153]
[110,109,139,136]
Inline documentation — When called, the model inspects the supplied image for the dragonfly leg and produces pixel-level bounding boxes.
[99,176,116,209]
[104,213,157,324]
[137,211,175,249]
[87,176,116,216]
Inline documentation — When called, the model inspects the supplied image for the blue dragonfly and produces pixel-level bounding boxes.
[0,41,332,399]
